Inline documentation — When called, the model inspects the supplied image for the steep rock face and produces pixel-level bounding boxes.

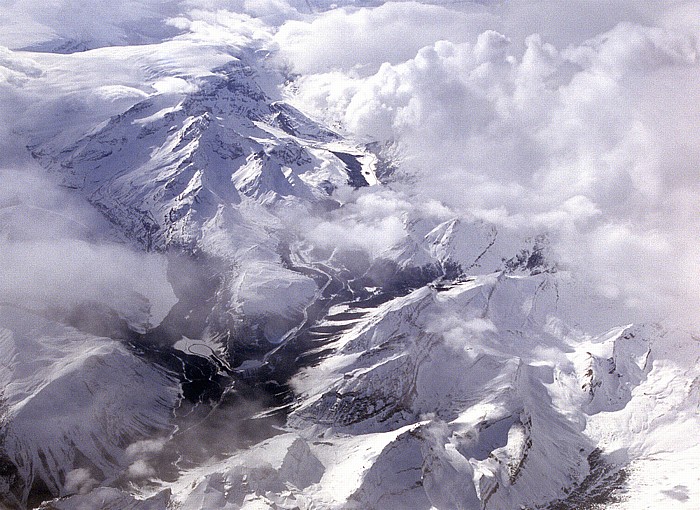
[574,325,651,414]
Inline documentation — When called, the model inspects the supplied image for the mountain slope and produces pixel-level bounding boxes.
[0,306,180,508]
[31,56,377,252]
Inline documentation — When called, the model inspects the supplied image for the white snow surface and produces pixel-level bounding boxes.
[0,306,180,507]
[48,272,699,510]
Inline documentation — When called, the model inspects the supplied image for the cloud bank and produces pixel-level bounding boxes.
[278,1,700,327]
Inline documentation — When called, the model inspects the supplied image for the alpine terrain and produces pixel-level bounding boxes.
[0,1,699,509]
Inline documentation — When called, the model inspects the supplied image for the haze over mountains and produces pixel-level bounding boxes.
[0,1,699,509]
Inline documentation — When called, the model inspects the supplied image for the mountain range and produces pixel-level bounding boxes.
[1,2,699,509]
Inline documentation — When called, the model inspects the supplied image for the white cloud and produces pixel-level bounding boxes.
[125,438,168,459]
[0,167,177,329]
[298,188,442,259]
[0,0,184,50]
[127,460,157,479]
[286,4,700,326]
[124,438,167,479]
[64,468,98,495]
[304,192,409,256]
[274,1,496,74]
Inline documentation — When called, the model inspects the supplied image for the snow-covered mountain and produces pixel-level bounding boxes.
[30,54,376,251]
[1,2,699,509]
